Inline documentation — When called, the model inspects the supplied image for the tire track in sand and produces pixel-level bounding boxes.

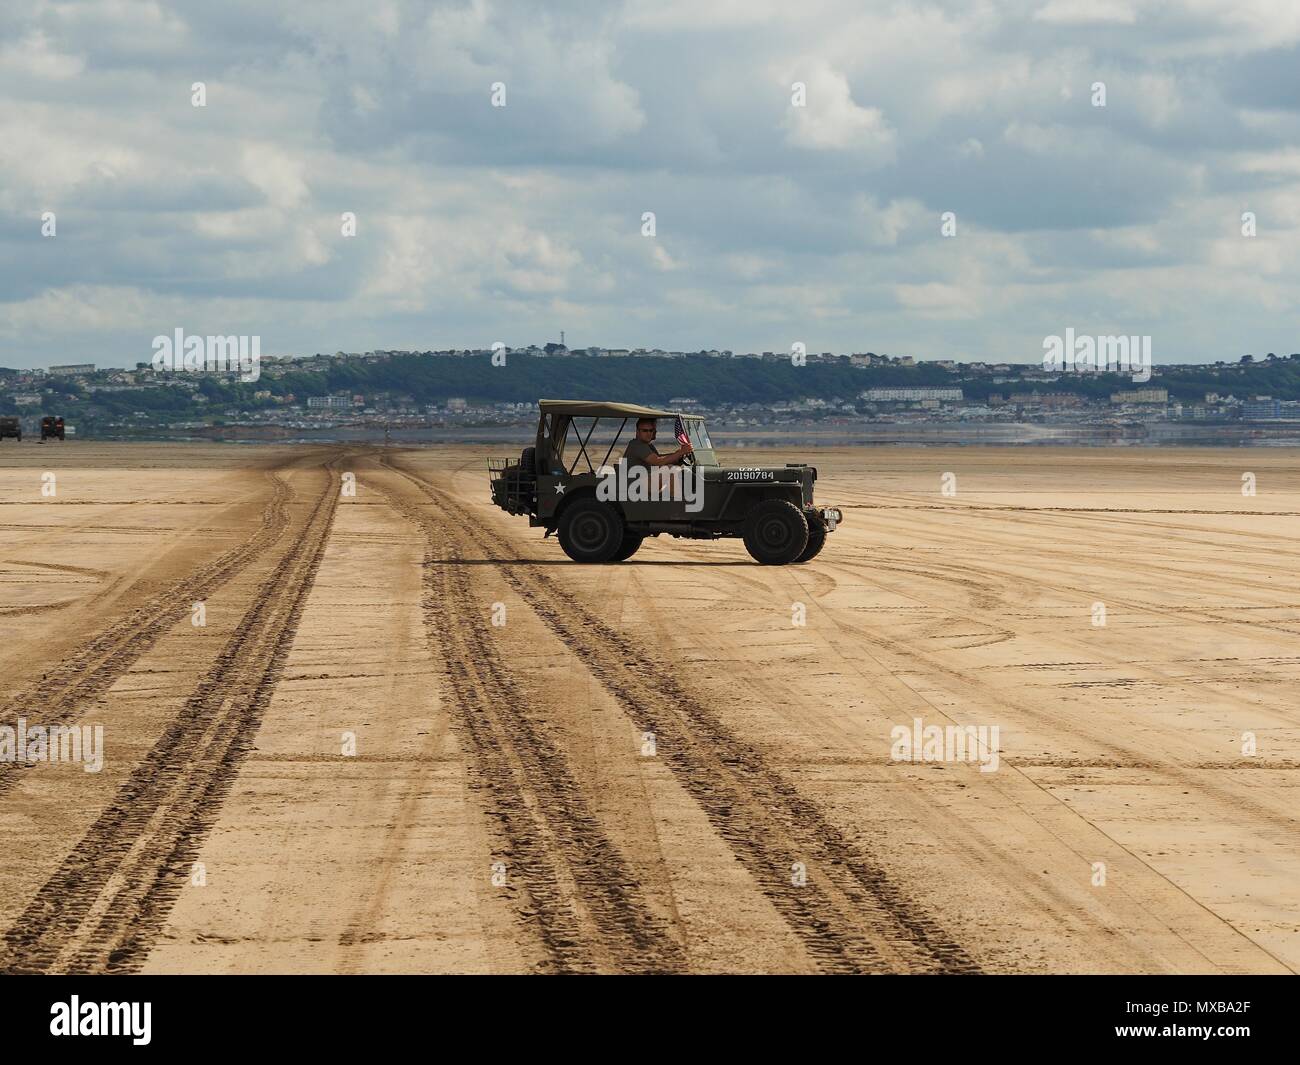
[378,470,686,974]
[0,457,342,974]
[386,456,979,975]
[0,469,293,801]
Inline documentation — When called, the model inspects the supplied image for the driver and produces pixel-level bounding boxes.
[624,416,696,465]
[624,416,696,499]
[623,417,693,469]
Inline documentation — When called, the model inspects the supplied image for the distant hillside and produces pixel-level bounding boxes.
[271,354,948,406]
[270,352,1300,405]
[4,354,1300,429]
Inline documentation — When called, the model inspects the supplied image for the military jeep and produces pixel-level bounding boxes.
[489,400,842,564]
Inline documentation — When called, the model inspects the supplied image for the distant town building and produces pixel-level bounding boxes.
[47,363,95,376]
[306,395,351,410]
[1110,388,1168,404]
[1009,392,1083,408]
[445,397,468,412]
[862,387,963,402]
[1241,396,1281,420]
[13,393,41,406]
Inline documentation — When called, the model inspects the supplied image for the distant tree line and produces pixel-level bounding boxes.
[3,353,1300,423]
[270,352,1300,405]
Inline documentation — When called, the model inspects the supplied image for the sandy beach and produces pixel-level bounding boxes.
[0,442,1296,974]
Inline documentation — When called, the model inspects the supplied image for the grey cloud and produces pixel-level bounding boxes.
[2,0,1299,366]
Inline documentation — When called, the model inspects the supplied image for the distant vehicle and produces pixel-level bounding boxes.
[489,399,843,564]
[40,416,65,441]
[0,416,20,442]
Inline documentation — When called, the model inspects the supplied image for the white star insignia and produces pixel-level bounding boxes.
[553,482,565,495]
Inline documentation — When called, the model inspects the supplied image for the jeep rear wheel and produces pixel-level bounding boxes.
[742,499,809,565]
[558,498,624,562]
[794,509,827,563]
[610,531,645,561]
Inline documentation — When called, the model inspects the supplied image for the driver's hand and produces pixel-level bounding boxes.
[681,441,694,454]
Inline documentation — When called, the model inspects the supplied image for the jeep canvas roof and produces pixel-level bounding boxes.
[538,399,679,420]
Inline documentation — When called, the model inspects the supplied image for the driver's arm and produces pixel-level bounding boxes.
[643,442,693,466]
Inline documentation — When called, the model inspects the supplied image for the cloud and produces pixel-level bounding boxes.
[1033,1,1137,25]
[781,62,896,158]
[0,0,1298,365]
[894,282,980,319]
[0,31,84,79]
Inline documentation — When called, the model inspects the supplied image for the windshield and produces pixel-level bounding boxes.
[685,418,712,449]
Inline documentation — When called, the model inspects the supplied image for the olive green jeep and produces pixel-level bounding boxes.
[489,400,842,564]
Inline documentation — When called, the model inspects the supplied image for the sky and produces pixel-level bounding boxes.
[2,0,1300,369]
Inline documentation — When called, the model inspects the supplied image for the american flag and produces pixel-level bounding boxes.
[674,415,690,446]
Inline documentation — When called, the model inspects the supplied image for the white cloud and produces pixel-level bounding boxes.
[780,62,895,159]
[239,144,310,210]
[650,244,678,271]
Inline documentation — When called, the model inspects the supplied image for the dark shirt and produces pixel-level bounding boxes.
[623,438,661,468]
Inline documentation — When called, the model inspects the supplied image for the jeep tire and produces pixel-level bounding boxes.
[794,508,827,563]
[558,498,625,563]
[610,531,645,561]
[742,499,809,565]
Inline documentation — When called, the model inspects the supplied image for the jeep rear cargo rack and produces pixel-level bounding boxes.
[488,457,536,515]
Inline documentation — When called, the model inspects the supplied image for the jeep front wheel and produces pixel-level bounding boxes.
[558,498,624,563]
[742,499,809,565]
[794,509,827,563]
